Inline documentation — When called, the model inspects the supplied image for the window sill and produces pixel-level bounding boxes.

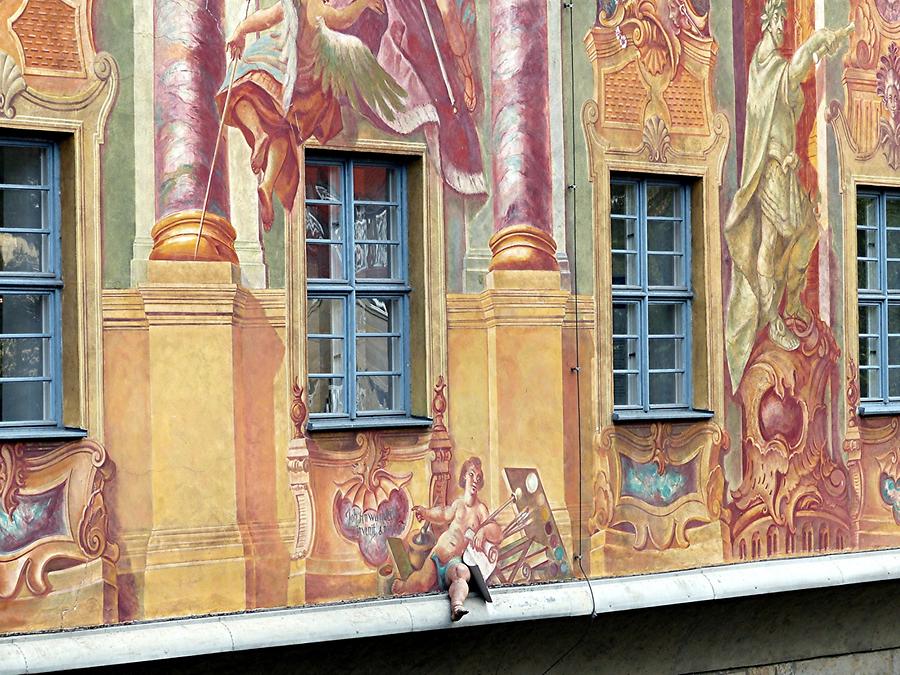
[306,416,433,433]
[0,426,88,441]
[858,403,900,417]
[611,408,714,423]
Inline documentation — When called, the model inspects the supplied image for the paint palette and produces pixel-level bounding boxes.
[490,468,570,584]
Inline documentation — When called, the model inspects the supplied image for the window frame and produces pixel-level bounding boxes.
[305,155,418,429]
[856,188,900,415]
[609,175,711,423]
[0,138,68,436]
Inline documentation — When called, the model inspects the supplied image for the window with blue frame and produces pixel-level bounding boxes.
[857,189,900,413]
[0,139,63,433]
[305,157,410,424]
[611,177,693,415]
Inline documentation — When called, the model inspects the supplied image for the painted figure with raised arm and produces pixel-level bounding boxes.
[392,457,502,621]
[218,0,407,228]
[724,0,853,387]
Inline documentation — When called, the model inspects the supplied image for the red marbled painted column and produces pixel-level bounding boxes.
[488,0,558,272]
[150,0,237,263]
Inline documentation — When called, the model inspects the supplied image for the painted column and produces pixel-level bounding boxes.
[488,0,558,272]
[151,0,238,263]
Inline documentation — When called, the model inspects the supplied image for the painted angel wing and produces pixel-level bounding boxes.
[313,17,407,123]
[280,0,300,112]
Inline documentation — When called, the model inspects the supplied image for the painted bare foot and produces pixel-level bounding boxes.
[258,185,274,231]
[768,316,800,351]
[250,133,271,175]
[451,603,468,622]
[463,75,476,112]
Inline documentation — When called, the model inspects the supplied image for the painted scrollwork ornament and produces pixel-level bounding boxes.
[0,50,25,119]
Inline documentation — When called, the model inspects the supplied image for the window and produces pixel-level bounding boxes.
[0,139,65,434]
[611,177,697,419]
[857,189,900,413]
[305,156,413,427]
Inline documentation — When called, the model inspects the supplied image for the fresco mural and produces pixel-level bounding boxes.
[6,0,900,640]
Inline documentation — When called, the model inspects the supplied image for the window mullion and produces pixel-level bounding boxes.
[639,181,650,412]
[346,160,356,420]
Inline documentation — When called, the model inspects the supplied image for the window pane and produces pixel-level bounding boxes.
[306,243,344,280]
[0,231,44,273]
[888,261,900,290]
[610,183,636,216]
[860,304,881,336]
[613,372,640,407]
[0,380,47,422]
[649,337,684,370]
[307,337,343,376]
[650,371,684,406]
[356,336,400,373]
[356,297,399,334]
[860,336,880,367]
[859,260,880,291]
[858,195,878,227]
[889,304,900,335]
[357,374,402,412]
[648,303,684,336]
[891,336,900,368]
[306,203,342,241]
[307,297,344,335]
[353,165,394,202]
[0,189,47,230]
[891,368,900,399]
[0,337,48,377]
[647,253,682,287]
[647,219,681,253]
[858,226,879,259]
[613,337,638,371]
[610,217,636,251]
[354,204,398,242]
[0,293,47,334]
[611,252,637,286]
[0,146,45,186]
[308,377,345,414]
[860,367,881,400]
[305,164,341,201]
[889,199,900,228]
[612,302,640,336]
[887,228,900,260]
[647,184,681,218]
[355,243,400,280]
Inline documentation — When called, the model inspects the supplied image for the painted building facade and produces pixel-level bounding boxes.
[0,0,898,644]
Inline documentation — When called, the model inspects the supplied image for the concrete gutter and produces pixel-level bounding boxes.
[1,548,899,673]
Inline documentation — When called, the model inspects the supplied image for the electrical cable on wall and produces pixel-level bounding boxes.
[542,1,597,671]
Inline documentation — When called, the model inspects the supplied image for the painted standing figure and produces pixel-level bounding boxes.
[392,457,501,621]
[724,0,852,387]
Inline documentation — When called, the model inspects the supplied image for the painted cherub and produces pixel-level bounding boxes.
[392,457,502,621]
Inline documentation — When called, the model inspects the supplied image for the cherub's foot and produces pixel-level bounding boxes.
[258,185,274,231]
[768,316,800,351]
[450,603,468,622]
[250,133,271,175]
[463,74,476,112]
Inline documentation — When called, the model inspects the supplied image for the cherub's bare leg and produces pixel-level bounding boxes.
[392,558,438,595]
[446,562,470,621]
[232,98,271,175]
[256,135,288,230]
[434,0,476,111]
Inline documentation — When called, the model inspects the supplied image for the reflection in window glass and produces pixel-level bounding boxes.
[610,177,691,411]
[306,159,409,421]
[857,189,900,406]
